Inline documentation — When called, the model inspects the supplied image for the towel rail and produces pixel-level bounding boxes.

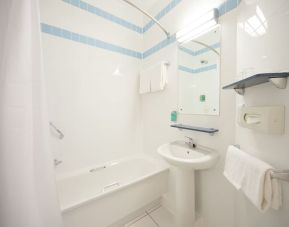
[271,170,289,182]
[233,144,289,183]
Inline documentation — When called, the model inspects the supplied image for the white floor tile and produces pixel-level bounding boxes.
[149,207,175,227]
[124,215,157,227]
[123,212,147,227]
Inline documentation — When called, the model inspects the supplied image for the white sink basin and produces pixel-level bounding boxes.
[157,140,219,227]
[158,141,218,170]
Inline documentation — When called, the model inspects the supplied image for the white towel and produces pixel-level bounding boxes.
[224,145,247,189]
[139,69,150,94]
[139,62,168,94]
[150,62,168,92]
[161,62,168,88]
[224,145,282,212]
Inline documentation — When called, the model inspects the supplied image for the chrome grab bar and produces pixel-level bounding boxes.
[49,122,64,139]
[90,166,106,173]
[233,144,289,183]
[103,182,120,192]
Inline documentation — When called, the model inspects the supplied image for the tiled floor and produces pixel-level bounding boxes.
[123,206,175,227]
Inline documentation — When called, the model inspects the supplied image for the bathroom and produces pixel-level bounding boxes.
[0,0,289,227]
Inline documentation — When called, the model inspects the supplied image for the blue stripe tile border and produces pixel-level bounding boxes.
[143,0,182,33]
[143,34,176,58]
[62,0,240,36]
[41,23,175,59]
[178,64,218,74]
[42,0,242,60]
[178,65,194,74]
[179,46,195,56]
[63,0,182,34]
[41,22,176,59]
[41,23,142,59]
[40,22,218,60]
[218,0,241,17]
[179,43,221,57]
[63,0,143,34]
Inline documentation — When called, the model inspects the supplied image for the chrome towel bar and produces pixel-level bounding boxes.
[271,169,289,182]
[233,144,289,183]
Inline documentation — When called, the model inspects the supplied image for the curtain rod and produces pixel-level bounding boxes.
[191,40,220,56]
[120,0,170,37]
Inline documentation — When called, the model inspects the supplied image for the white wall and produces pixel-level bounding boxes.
[141,1,237,227]
[235,0,289,226]
[39,0,289,226]
[0,1,10,65]
[142,0,289,227]
[39,0,142,174]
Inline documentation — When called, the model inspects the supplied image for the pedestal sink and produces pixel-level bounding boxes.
[157,140,218,227]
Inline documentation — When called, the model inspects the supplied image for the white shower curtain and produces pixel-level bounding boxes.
[0,1,63,227]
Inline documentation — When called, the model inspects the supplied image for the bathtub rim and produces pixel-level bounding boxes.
[57,154,169,213]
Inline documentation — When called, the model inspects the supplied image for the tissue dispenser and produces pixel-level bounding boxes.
[238,105,285,134]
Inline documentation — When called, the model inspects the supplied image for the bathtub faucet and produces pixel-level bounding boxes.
[185,136,196,149]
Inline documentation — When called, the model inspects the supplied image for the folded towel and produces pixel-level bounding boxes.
[224,145,282,212]
[263,170,282,210]
[224,145,246,189]
[139,69,150,94]
[150,62,168,92]
[161,61,168,88]
[139,62,168,94]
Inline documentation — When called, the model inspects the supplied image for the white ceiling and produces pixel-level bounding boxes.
[130,0,159,10]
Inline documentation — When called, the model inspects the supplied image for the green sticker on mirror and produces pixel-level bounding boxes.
[200,95,206,102]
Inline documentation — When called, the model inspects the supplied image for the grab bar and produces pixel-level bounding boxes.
[90,166,106,173]
[49,122,64,139]
[233,144,289,183]
[103,182,120,192]
[89,162,119,173]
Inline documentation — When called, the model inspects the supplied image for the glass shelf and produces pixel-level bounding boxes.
[171,124,219,135]
[222,72,289,95]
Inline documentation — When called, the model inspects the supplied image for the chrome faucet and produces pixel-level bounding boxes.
[185,136,196,149]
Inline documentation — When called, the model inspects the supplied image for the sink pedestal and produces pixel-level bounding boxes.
[157,141,218,227]
[175,168,195,227]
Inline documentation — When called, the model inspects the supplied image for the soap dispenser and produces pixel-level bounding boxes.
[171,110,178,123]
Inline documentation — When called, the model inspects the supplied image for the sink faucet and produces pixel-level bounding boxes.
[185,136,196,149]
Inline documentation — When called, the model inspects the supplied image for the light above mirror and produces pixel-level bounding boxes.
[176,9,219,43]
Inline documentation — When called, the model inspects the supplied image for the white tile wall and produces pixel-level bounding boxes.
[141,1,237,227]
[40,0,289,226]
[40,0,142,174]
[40,0,143,53]
[235,0,289,226]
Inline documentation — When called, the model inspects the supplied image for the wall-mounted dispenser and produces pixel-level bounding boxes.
[238,105,285,134]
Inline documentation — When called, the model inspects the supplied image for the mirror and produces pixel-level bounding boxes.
[177,27,220,115]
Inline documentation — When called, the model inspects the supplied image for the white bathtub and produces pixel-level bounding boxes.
[56,155,169,227]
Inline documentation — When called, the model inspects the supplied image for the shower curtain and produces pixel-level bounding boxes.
[0,1,63,227]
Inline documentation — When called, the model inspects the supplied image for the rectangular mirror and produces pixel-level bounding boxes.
[178,27,220,115]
